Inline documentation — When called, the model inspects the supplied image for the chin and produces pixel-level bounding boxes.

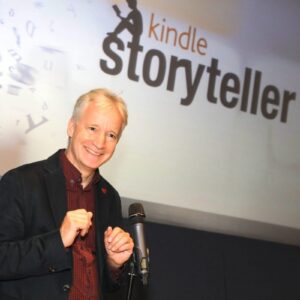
[86,158,108,169]
[85,162,102,170]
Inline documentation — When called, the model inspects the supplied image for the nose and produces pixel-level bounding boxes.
[93,133,106,148]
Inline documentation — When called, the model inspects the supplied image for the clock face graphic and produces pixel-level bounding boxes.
[1,7,46,132]
[0,2,75,173]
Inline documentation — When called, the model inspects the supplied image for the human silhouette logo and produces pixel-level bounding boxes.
[107,0,143,47]
[101,0,144,82]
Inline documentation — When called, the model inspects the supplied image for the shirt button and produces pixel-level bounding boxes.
[63,284,71,292]
[48,266,56,272]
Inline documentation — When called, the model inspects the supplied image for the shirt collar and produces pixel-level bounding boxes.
[59,149,101,191]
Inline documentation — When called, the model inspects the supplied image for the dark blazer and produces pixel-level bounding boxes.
[0,150,124,300]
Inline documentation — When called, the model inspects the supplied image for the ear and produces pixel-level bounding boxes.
[67,118,75,138]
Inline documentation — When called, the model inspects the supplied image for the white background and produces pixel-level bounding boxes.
[0,0,299,238]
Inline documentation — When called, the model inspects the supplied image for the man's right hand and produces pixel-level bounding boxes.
[60,209,93,248]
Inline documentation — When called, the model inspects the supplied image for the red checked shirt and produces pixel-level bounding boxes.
[60,151,101,300]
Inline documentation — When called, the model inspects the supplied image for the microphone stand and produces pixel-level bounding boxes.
[126,260,136,300]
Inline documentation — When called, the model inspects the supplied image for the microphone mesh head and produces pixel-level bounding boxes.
[129,203,145,218]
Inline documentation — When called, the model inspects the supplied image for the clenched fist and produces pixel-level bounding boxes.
[60,209,93,248]
[104,226,134,269]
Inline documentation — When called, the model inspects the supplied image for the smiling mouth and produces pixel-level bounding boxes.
[85,147,103,157]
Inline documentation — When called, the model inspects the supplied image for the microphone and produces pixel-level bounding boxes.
[128,203,149,285]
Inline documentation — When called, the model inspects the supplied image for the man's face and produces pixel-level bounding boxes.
[66,100,123,176]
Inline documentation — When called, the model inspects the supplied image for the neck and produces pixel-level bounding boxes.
[64,149,95,188]
[81,171,95,188]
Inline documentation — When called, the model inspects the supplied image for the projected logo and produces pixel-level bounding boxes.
[107,1,143,49]
[100,1,296,123]
[100,0,144,82]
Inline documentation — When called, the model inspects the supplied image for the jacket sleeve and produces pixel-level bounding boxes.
[0,169,72,280]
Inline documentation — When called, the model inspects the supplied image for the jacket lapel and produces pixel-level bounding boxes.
[95,181,110,230]
[43,151,67,227]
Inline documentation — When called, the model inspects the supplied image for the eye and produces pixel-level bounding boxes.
[88,126,96,131]
[107,132,117,140]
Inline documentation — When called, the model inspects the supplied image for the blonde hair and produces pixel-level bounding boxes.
[72,88,128,130]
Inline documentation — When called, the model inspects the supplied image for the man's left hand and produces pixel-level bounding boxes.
[104,226,134,269]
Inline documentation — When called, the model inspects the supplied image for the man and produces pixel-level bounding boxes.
[0,88,134,299]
